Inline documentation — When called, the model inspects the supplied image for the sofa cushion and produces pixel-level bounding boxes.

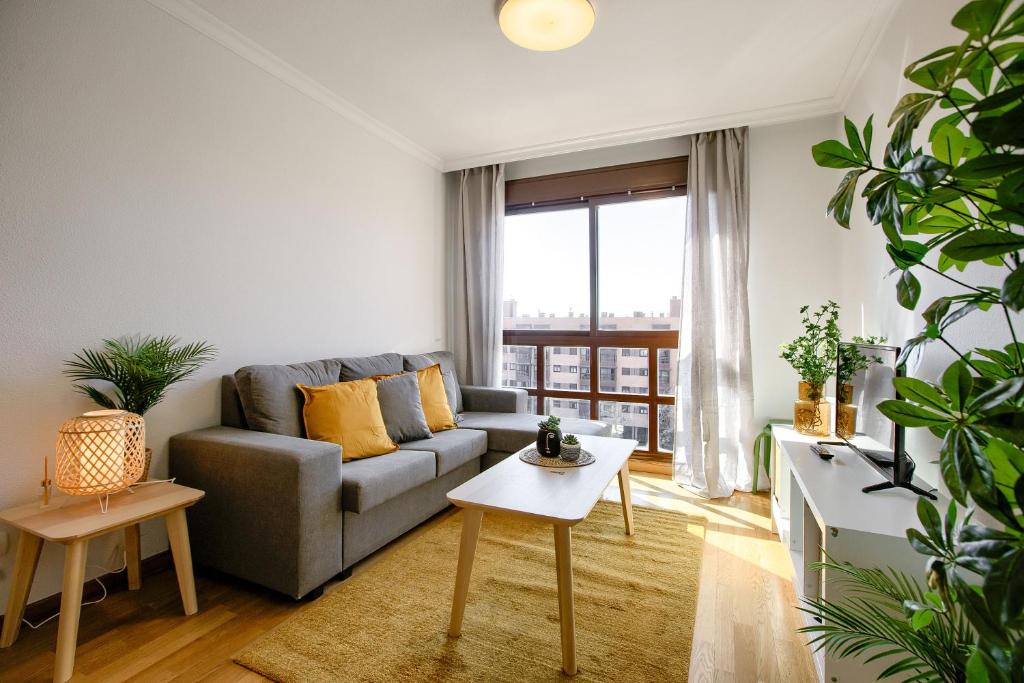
[375,372,432,443]
[339,353,403,381]
[398,428,487,477]
[404,351,462,414]
[298,380,398,460]
[457,412,611,454]
[234,359,343,438]
[341,450,436,513]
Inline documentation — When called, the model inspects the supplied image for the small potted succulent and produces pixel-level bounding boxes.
[536,415,561,457]
[559,434,581,462]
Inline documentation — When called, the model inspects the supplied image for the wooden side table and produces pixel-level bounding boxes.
[0,482,204,683]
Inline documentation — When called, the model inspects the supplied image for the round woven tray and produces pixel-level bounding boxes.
[519,447,596,468]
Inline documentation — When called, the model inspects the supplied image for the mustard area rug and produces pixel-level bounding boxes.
[235,502,705,682]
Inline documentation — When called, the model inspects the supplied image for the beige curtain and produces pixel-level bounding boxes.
[448,164,505,386]
[673,128,757,497]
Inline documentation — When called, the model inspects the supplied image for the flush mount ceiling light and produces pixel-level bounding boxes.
[499,0,596,52]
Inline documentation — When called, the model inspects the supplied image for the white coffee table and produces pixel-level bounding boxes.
[446,434,638,676]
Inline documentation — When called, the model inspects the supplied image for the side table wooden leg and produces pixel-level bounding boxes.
[125,524,142,590]
[448,508,483,637]
[554,524,577,676]
[618,461,635,536]
[0,531,43,648]
[165,508,198,615]
[54,539,88,683]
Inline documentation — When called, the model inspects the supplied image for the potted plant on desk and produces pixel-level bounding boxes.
[835,336,886,438]
[560,434,581,462]
[536,415,562,457]
[779,301,841,436]
[64,335,217,480]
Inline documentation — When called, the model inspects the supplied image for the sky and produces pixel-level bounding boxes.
[503,195,686,318]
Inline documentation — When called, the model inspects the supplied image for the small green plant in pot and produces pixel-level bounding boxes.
[64,335,217,479]
[835,336,887,438]
[560,433,581,462]
[537,415,562,457]
[779,300,841,435]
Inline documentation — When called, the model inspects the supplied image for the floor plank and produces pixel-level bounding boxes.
[0,473,817,682]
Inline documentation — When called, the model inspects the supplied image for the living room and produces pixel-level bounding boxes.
[1,0,1021,681]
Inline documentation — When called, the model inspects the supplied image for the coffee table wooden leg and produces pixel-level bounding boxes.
[165,508,198,615]
[0,531,44,648]
[448,508,483,637]
[618,461,635,536]
[54,539,88,683]
[125,523,142,590]
[554,524,577,676]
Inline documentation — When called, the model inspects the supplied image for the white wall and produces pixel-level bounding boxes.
[505,138,690,180]
[836,0,1019,489]
[748,116,846,429]
[0,0,444,615]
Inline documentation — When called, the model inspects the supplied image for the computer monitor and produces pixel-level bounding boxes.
[834,342,936,499]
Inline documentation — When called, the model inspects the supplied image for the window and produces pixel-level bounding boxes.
[501,158,686,463]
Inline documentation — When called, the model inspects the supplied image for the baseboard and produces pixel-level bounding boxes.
[629,459,672,476]
[0,550,172,632]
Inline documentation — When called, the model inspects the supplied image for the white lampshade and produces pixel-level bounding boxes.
[499,0,595,52]
[55,410,145,497]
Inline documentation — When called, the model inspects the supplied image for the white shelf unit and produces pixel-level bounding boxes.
[770,425,944,683]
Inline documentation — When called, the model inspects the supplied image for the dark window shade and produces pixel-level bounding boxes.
[506,157,687,208]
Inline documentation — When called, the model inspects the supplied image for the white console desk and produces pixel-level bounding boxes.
[770,425,944,683]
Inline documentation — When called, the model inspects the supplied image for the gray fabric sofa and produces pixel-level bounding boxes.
[169,351,610,599]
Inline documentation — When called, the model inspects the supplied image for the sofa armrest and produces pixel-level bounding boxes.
[169,426,343,599]
[460,385,527,414]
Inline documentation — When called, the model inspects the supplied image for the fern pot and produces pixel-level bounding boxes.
[794,381,830,437]
[835,383,856,439]
[559,442,581,462]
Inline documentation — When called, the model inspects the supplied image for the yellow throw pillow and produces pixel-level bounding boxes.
[415,364,457,432]
[298,379,398,461]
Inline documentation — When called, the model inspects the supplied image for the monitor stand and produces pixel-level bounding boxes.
[817,440,937,500]
[862,479,937,499]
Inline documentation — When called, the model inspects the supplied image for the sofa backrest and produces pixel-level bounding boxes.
[224,353,415,437]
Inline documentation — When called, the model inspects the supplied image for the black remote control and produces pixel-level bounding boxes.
[810,444,834,461]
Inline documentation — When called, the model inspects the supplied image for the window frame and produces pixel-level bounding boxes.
[503,180,685,463]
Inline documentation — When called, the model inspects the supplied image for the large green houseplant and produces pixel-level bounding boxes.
[802,1,1024,680]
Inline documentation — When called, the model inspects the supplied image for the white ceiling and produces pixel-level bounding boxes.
[156,0,898,170]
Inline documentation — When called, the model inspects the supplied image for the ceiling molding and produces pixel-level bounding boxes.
[441,96,841,172]
[145,0,444,169]
[833,0,903,108]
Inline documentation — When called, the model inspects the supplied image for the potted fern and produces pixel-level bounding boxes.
[64,335,217,479]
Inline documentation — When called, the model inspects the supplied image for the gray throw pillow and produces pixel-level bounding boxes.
[375,372,433,443]
[338,353,403,381]
[234,359,343,437]
[404,351,462,414]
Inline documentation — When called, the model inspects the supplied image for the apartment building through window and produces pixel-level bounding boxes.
[500,158,686,462]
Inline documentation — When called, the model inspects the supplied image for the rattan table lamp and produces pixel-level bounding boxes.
[55,409,146,512]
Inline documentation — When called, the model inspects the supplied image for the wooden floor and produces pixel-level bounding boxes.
[0,473,817,682]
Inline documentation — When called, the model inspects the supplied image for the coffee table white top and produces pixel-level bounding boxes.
[447,434,638,525]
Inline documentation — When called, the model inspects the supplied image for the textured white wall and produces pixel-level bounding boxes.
[0,0,444,614]
[748,115,847,429]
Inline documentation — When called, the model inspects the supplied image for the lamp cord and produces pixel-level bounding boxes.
[21,552,128,630]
